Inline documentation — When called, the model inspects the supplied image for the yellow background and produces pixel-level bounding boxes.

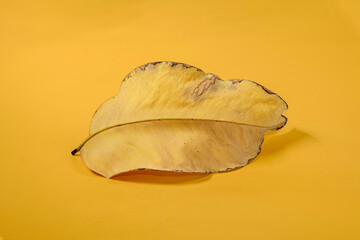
[1,0,359,239]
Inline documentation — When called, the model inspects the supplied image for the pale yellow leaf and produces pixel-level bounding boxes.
[72,61,288,178]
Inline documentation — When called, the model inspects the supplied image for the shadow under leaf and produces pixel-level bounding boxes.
[110,169,212,184]
[261,128,314,156]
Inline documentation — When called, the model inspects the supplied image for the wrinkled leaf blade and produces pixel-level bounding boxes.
[81,119,269,178]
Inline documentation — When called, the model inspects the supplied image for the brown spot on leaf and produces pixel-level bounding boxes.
[230,79,245,84]
[192,74,220,97]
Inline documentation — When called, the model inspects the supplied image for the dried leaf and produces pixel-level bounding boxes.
[72,61,288,178]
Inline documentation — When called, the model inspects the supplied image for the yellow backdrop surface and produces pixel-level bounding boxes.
[1,0,359,239]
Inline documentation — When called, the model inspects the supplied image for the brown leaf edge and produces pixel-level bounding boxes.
[122,61,288,109]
